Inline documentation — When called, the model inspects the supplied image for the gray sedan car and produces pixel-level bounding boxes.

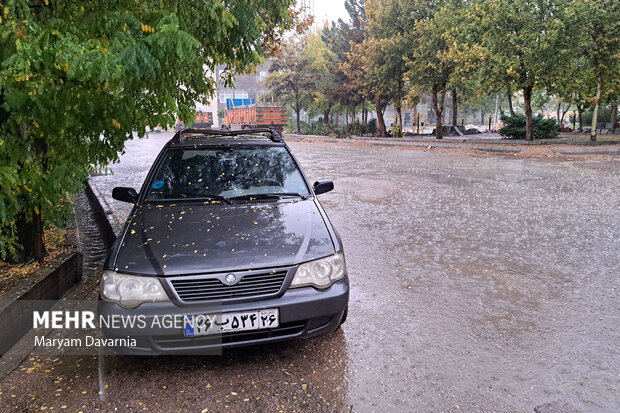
[97,128,348,354]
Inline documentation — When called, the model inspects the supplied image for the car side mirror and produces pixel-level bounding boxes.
[112,187,138,203]
[313,180,334,195]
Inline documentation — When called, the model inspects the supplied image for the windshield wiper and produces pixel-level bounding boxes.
[227,192,308,201]
[150,195,232,204]
[201,195,233,204]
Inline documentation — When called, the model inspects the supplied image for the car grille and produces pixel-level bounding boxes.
[169,270,288,302]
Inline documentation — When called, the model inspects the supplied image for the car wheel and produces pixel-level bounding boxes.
[339,308,348,326]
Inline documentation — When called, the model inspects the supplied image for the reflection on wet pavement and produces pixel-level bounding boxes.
[1,133,618,412]
[300,143,619,412]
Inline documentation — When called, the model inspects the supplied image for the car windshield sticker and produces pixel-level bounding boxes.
[152,180,164,190]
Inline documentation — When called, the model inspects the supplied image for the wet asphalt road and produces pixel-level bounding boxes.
[2,132,619,412]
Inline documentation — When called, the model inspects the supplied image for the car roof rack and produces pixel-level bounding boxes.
[172,128,284,143]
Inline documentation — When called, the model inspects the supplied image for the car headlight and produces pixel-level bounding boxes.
[101,271,170,308]
[290,252,346,289]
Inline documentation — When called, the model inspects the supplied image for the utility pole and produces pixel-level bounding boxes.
[493,94,499,130]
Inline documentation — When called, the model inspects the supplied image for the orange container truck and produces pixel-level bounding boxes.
[222,106,287,133]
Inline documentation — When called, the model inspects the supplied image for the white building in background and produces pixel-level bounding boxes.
[185,69,219,128]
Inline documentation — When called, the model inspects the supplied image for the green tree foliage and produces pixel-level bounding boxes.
[0,0,297,261]
[343,38,390,136]
[460,0,572,140]
[305,31,340,127]
[405,0,462,138]
[265,34,315,134]
[321,17,365,123]
[357,0,418,136]
[343,0,416,136]
[567,0,620,140]
[318,1,370,127]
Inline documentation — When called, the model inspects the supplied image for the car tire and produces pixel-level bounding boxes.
[338,308,348,326]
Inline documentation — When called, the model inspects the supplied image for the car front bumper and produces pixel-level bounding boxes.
[96,279,348,354]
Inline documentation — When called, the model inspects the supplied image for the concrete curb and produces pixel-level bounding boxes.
[0,181,115,376]
[0,252,82,356]
[363,139,522,153]
[552,147,620,155]
[289,135,522,153]
[83,181,117,248]
[0,262,102,380]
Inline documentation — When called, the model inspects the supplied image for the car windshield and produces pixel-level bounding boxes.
[145,146,310,201]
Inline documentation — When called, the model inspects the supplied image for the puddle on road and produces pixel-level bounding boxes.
[290,142,620,412]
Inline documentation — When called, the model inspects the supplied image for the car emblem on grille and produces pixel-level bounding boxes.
[225,273,237,285]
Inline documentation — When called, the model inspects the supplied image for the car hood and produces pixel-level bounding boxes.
[110,200,335,276]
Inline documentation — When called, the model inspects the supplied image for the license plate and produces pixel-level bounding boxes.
[183,309,279,337]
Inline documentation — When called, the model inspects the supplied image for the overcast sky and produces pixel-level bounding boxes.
[311,0,350,25]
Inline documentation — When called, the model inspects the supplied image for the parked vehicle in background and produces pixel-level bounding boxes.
[191,112,214,129]
[175,117,185,131]
[175,112,214,131]
[146,125,163,133]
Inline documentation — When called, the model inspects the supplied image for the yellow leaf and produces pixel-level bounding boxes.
[34,206,40,215]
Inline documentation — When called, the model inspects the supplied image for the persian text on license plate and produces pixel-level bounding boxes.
[183,309,279,337]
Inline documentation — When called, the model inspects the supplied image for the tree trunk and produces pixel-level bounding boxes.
[432,87,446,139]
[560,102,571,125]
[590,75,601,142]
[480,110,485,126]
[375,99,387,137]
[442,104,446,125]
[611,98,618,127]
[452,88,458,126]
[395,102,403,137]
[10,128,48,264]
[323,104,331,125]
[556,103,561,124]
[577,104,583,129]
[507,86,515,116]
[12,207,46,264]
[294,89,302,134]
[523,85,534,141]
